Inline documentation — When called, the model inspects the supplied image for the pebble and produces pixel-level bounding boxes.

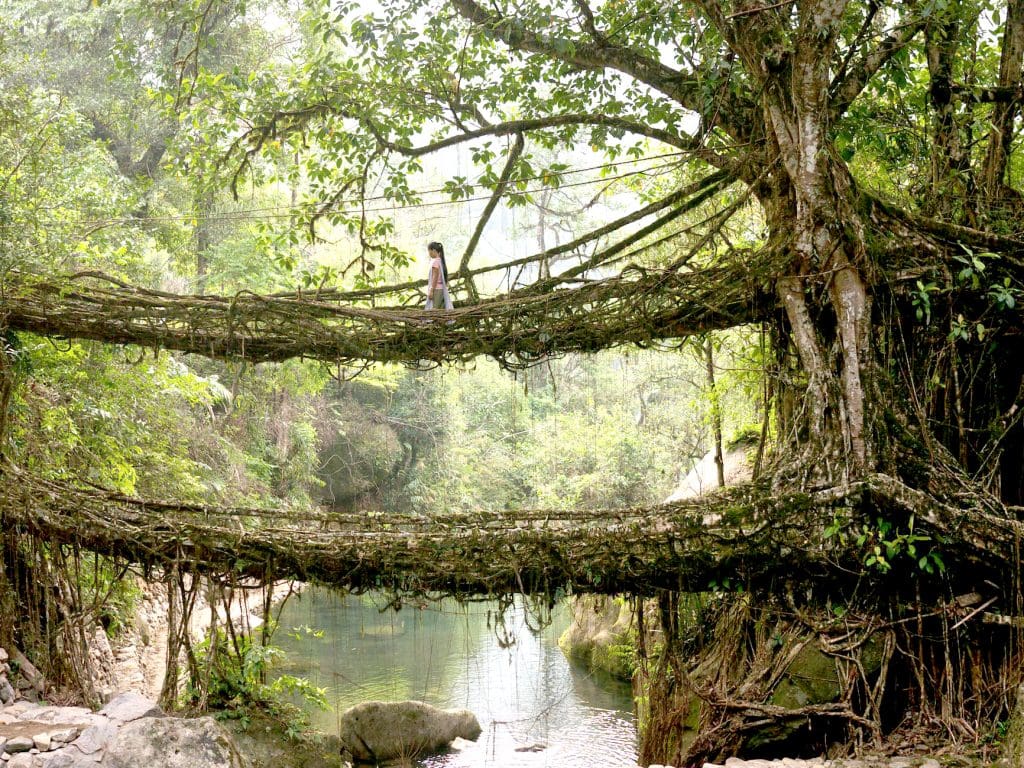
[4,737,32,754]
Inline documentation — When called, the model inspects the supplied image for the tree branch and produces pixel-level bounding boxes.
[450,0,751,138]
[573,0,605,42]
[542,169,734,286]
[830,15,928,117]
[89,116,174,179]
[226,105,729,200]
[458,131,526,299]
[952,83,1024,104]
[373,113,715,159]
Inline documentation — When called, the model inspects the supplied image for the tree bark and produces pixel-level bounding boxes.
[705,340,725,487]
[925,3,978,222]
[982,0,1024,200]
[194,188,214,293]
[758,0,873,477]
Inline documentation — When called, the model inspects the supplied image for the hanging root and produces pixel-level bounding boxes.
[633,581,1024,766]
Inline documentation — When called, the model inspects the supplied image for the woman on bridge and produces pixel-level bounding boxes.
[424,241,453,310]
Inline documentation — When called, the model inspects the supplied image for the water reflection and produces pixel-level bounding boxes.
[274,588,638,767]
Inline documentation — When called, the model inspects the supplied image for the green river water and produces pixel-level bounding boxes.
[274,588,638,767]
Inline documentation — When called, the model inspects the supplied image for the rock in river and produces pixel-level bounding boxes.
[338,700,481,763]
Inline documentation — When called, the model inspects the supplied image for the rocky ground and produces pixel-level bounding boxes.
[0,688,243,768]
[0,580,341,768]
[1,604,1009,768]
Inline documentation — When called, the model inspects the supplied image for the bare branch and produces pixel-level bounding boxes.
[458,132,526,299]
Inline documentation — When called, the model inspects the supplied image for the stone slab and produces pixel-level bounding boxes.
[70,719,117,756]
[0,722,90,745]
[18,708,91,724]
[97,694,162,724]
[38,754,77,768]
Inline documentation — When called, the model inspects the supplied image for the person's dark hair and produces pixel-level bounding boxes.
[428,241,449,287]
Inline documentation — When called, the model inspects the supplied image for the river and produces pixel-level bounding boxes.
[274,588,638,767]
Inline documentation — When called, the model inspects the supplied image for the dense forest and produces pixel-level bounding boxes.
[4,0,1024,765]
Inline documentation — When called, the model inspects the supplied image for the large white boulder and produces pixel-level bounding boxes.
[338,700,481,763]
[663,442,754,502]
[102,716,245,768]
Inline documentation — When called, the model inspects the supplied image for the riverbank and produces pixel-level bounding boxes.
[93,578,300,702]
[4,581,1010,768]
[0,692,240,768]
[0,693,348,768]
[558,594,1010,768]
[0,640,1004,768]
[0,642,344,768]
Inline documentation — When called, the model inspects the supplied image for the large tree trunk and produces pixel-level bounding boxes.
[639,4,1022,763]
[756,1,872,481]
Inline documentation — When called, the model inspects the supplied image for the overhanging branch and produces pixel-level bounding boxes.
[458,131,525,300]
[450,0,753,140]
[377,112,712,157]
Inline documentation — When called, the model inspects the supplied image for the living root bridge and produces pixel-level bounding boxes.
[0,264,770,368]
[1,465,1017,597]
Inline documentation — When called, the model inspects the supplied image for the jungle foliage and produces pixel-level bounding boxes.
[4,0,1024,763]
[0,0,748,731]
